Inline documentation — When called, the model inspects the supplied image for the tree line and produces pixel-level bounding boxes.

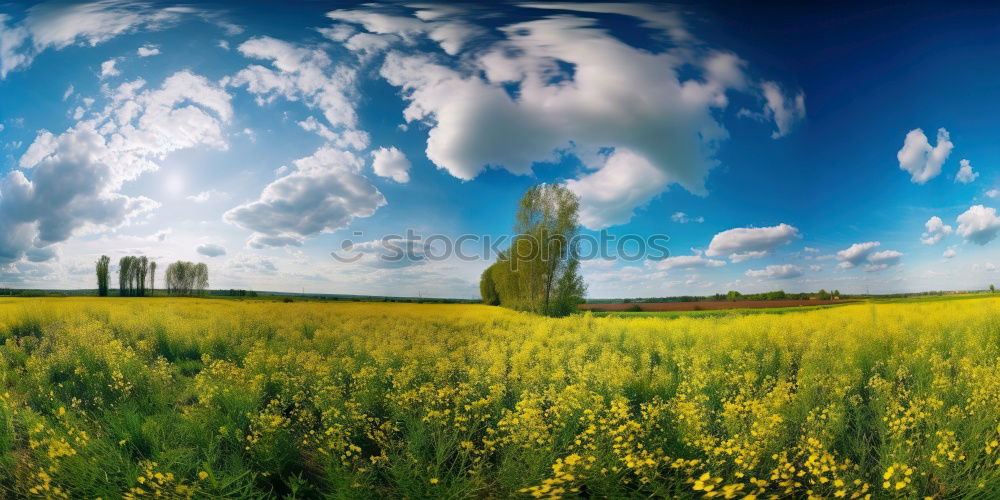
[480,184,586,317]
[95,256,208,296]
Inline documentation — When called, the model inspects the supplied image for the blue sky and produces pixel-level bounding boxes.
[1,1,999,298]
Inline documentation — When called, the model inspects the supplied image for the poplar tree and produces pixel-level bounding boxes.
[96,255,110,296]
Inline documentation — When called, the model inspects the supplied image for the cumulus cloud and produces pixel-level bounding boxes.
[745,264,803,279]
[196,243,226,257]
[943,246,957,259]
[986,189,999,199]
[956,204,1000,245]
[1,70,232,264]
[0,1,194,78]
[224,147,386,248]
[566,149,671,228]
[371,146,411,183]
[897,128,953,184]
[955,159,978,184]
[920,216,952,245]
[836,241,903,271]
[100,57,120,78]
[836,241,880,268]
[651,254,725,271]
[705,223,800,261]
[671,211,704,224]
[323,5,804,229]
[137,44,160,57]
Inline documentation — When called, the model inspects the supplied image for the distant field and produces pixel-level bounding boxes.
[1,297,999,498]
[587,303,854,319]
[580,298,854,312]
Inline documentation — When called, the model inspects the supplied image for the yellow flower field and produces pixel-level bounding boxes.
[0,296,998,498]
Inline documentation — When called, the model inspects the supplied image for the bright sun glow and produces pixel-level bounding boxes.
[164,171,185,196]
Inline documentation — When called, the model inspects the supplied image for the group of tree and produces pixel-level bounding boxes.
[116,256,155,297]
[95,256,209,297]
[165,261,209,295]
[480,184,586,317]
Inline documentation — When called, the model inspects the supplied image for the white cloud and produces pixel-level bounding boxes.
[943,246,957,259]
[327,8,484,56]
[671,211,704,223]
[866,250,903,272]
[760,81,806,139]
[836,241,903,271]
[729,251,768,263]
[317,23,355,42]
[956,204,1000,245]
[371,146,411,183]
[1,70,232,264]
[920,216,952,245]
[652,254,725,271]
[987,189,1000,199]
[836,241,880,268]
[344,32,395,60]
[137,44,160,57]
[809,264,822,271]
[100,57,120,79]
[196,243,226,257]
[232,36,358,131]
[705,223,800,261]
[335,7,804,229]
[804,247,820,253]
[1,2,194,77]
[227,253,277,274]
[297,116,369,150]
[955,158,978,184]
[566,149,671,229]
[224,147,386,248]
[745,264,803,279]
[62,84,74,101]
[897,128,953,184]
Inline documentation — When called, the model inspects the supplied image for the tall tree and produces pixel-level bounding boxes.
[118,256,131,296]
[96,255,110,297]
[481,184,586,316]
[149,261,157,295]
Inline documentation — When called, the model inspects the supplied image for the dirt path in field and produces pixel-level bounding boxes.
[579,299,856,312]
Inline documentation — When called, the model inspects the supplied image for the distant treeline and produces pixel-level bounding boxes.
[210,289,258,297]
[590,289,843,303]
[586,288,1000,303]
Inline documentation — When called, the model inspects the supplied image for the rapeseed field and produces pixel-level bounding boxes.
[0,297,997,498]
